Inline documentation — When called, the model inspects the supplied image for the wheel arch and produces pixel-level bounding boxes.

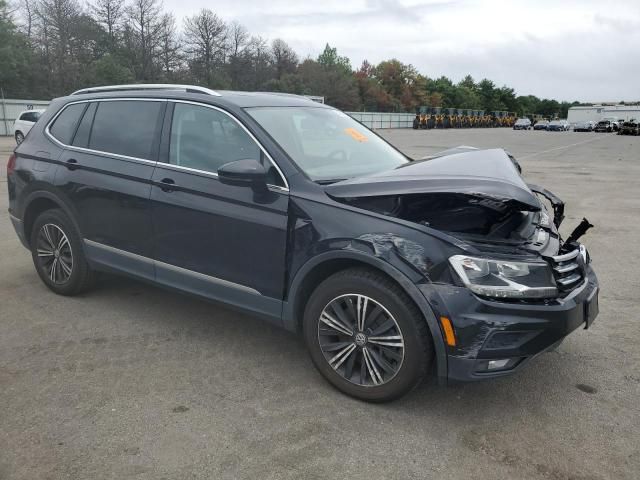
[283,250,448,380]
[22,191,83,248]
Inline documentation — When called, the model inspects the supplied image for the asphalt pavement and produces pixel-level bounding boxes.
[1,129,638,480]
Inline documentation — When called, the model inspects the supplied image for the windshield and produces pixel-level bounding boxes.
[549,120,561,125]
[516,118,529,124]
[246,106,409,182]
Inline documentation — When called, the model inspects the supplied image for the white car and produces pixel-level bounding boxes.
[13,109,46,145]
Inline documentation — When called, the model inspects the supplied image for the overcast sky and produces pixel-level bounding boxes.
[164,0,640,102]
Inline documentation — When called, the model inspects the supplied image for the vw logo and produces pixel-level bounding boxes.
[355,332,367,346]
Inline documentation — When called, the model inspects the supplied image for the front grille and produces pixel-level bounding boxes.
[549,248,584,292]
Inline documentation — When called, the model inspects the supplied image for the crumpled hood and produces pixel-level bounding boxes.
[325,148,541,212]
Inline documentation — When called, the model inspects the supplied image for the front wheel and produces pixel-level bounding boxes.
[303,268,433,402]
[15,131,24,145]
[30,209,95,295]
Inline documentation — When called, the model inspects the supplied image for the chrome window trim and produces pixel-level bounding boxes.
[168,100,289,191]
[84,239,260,295]
[44,98,290,191]
[44,98,166,165]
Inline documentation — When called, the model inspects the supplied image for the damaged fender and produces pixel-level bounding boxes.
[281,198,452,381]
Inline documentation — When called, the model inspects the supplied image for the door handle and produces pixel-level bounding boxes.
[159,177,177,192]
[65,158,79,170]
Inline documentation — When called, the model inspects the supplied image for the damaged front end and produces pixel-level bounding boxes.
[326,148,580,260]
[322,147,599,381]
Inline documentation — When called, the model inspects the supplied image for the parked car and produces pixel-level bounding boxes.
[547,120,569,131]
[574,121,595,132]
[618,119,639,136]
[12,109,46,144]
[7,84,599,402]
[533,120,549,130]
[594,120,615,132]
[513,118,532,130]
[601,118,622,131]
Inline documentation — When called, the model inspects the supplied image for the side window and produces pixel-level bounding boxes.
[72,103,97,148]
[169,103,262,175]
[89,100,163,160]
[49,103,87,144]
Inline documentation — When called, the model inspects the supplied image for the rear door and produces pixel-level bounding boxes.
[149,101,289,319]
[52,99,166,280]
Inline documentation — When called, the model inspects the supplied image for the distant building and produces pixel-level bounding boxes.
[568,104,640,123]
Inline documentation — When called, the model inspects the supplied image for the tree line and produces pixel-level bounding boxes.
[1,0,581,117]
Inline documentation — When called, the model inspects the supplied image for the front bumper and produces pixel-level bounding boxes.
[420,267,599,382]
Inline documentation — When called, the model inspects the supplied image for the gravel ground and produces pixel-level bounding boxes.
[1,129,638,480]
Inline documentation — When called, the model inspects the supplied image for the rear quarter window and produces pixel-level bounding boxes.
[89,100,163,160]
[49,103,87,144]
[72,103,98,148]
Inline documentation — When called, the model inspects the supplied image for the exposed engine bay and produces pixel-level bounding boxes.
[326,146,592,249]
[340,192,535,239]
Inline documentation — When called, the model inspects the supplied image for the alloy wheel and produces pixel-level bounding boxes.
[36,223,74,284]
[317,294,405,387]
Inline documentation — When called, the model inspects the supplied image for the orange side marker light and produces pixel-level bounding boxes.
[439,316,457,347]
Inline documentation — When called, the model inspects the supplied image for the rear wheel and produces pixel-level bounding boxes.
[303,268,433,402]
[15,131,24,145]
[30,209,95,295]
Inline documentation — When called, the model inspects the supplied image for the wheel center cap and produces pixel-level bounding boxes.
[354,332,367,347]
[54,250,60,258]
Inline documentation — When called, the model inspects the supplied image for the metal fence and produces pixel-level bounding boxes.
[0,98,51,136]
[347,112,414,129]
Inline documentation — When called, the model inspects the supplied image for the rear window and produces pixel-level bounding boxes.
[49,104,86,144]
[89,100,163,160]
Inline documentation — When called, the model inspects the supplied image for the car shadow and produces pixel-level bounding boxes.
[92,272,583,416]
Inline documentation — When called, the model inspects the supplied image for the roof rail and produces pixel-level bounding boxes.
[70,84,222,97]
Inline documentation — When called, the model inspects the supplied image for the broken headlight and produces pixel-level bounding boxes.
[449,255,558,299]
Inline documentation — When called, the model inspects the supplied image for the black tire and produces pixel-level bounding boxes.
[303,268,433,402]
[30,208,95,296]
[15,131,24,145]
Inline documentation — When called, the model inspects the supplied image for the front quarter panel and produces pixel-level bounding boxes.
[283,195,460,381]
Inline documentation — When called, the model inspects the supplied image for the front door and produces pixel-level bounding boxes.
[150,101,289,319]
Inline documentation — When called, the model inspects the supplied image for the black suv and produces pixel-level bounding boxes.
[7,84,599,402]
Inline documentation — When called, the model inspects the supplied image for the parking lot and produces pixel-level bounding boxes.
[1,129,638,479]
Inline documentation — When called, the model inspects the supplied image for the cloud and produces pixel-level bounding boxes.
[164,0,640,101]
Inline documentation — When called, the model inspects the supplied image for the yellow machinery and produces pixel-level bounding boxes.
[413,106,429,129]
[412,107,521,129]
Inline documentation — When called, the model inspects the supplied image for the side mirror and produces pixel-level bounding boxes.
[218,159,267,188]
